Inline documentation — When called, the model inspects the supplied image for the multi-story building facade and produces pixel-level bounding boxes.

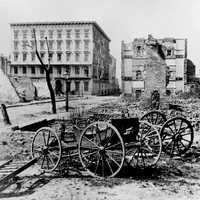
[9,21,111,95]
[121,35,187,98]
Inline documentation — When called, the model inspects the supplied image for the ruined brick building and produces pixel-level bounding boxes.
[121,35,193,100]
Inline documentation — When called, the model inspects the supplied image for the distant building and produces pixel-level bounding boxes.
[121,35,188,98]
[0,54,10,74]
[9,21,112,96]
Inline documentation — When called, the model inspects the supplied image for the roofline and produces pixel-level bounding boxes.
[10,21,111,41]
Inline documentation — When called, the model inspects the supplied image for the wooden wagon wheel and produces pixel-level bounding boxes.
[141,111,167,126]
[78,121,125,178]
[160,117,194,156]
[126,121,162,168]
[32,127,62,172]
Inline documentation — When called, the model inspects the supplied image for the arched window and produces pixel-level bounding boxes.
[136,70,142,80]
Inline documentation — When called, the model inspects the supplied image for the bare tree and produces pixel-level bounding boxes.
[33,29,56,114]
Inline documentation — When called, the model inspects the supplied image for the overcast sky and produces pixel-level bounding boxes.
[0,0,200,80]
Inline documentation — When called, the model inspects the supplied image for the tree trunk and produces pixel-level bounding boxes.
[1,104,11,125]
[45,70,56,114]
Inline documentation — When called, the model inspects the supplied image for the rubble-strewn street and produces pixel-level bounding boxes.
[0,96,200,199]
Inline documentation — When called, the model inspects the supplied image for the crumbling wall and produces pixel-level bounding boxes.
[143,35,167,108]
[9,77,37,102]
[0,69,20,103]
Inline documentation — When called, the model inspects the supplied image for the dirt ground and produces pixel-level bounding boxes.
[1,96,200,199]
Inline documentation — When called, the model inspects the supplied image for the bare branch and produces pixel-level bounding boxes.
[32,28,47,71]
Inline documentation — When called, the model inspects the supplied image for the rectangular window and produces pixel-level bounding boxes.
[22,41,27,50]
[14,53,19,61]
[49,40,53,50]
[84,66,89,77]
[40,52,45,60]
[57,30,62,39]
[22,30,27,39]
[31,66,35,74]
[40,40,45,50]
[57,53,62,61]
[49,30,53,39]
[40,68,44,74]
[31,30,35,39]
[40,30,45,39]
[66,52,71,62]
[57,40,62,50]
[84,40,89,50]
[22,53,27,62]
[31,52,36,61]
[30,40,35,49]
[84,81,89,91]
[57,67,62,75]
[66,40,71,50]
[50,67,53,73]
[84,52,89,62]
[22,66,26,74]
[49,52,53,61]
[84,29,89,38]
[136,70,142,80]
[75,40,81,50]
[75,81,80,91]
[135,90,142,99]
[14,66,18,74]
[66,30,71,38]
[66,66,70,74]
[136,46,143,56]
[75,66,80,75]
[75,29,80,38]
[14,41,18,50]
[14,30,19,39]
[75,52,80,62]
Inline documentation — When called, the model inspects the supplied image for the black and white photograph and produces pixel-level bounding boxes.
[0,0,199,199]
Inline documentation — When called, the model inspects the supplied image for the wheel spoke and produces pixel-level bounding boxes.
[177,119,183,133]
[181,138,190,143]
[46,155,50,169]
[105,142,122,150]
[178,126,189,134]
[105,158,114,175]
[179,140,187,149]
[106,153,120,167]
[41,155,45,169]
[42,131,47,146]
[173,119,177,133]
[140,149,145,167]
[94,155,101,174]
[47,154,56,167]
[180,132,191,137]
[163,139,173,149]
[170,140,175,155]
[167,125,176,135]
[46,131,50,146]
[82,150,98,160]
[82,136,100,149]
[49,151,60,159]
[101,156,105,177]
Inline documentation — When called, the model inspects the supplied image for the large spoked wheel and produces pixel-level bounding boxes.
[126,121,162,168]
[32,127,62,172]
[160,117,194,156]
[141,111,167,126]
[78,121,125,178]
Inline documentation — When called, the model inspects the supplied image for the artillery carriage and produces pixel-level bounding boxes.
[31,104,194,178]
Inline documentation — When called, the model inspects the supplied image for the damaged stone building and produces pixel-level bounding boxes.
[121,35,194,100]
